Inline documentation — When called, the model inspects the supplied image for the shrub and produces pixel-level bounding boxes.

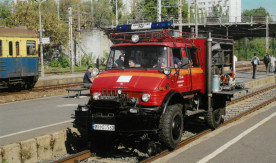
[58,56,70,68]
[49,59,59,67]
[81,52,93,66]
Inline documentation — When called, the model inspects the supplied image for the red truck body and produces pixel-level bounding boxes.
[74,29,235,151]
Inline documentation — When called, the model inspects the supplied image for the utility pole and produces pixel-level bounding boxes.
[91,0,93,17]
[195,0,198,37]
[116,0,118,25]
[57,0,60,27]
[68,7,74,73]
[90,0,94,27]
[37,0,47,78]
[188,0,190,27]
[178,0,182,32]
[226,26,228,39]
[157,0,161,22]
[266,16,269,53]
[78,7,81,67]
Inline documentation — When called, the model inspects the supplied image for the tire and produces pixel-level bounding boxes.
[205,108,224,129]
[159,104,183,150]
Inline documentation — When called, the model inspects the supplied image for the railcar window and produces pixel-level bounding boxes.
[27,41,36,56]
[9,41,13,56]
[16,42,19,56]
[0,40,2,57]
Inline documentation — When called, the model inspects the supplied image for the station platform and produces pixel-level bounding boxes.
[35,73,84,87]
[235,71,276,88]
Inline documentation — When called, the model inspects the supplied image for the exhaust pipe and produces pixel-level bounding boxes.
[207,32,213,112]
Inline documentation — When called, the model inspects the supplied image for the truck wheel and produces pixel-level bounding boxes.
[205,108,223,129]
[159,104,183,150]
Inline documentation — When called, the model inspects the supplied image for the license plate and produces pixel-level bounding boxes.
[92,124,115,131]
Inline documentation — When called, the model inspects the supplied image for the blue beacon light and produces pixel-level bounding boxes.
[116,21,173,31]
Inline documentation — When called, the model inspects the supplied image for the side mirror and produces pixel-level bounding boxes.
[181,58,189,69]
[92,68,99,76]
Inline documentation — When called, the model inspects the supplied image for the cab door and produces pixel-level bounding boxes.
[185,47,204,91]
[169,47,191,92]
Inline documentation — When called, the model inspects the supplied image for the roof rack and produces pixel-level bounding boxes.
[109,29,196,44]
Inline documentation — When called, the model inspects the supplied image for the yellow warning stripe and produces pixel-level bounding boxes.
[98,68,203,79]
[171,67,204,75]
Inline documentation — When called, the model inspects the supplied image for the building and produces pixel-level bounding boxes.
[122,0,135,14]
[195,0,241,22]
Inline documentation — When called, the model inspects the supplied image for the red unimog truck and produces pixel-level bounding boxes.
[74,22,236,153]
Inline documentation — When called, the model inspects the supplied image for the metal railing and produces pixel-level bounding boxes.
[99,16,276,29]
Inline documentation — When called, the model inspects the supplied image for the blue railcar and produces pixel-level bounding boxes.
[0,28,39,89]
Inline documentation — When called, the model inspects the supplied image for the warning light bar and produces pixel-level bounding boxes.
[116,21,173,31]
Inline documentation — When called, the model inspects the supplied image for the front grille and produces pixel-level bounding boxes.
[100,89,122,96]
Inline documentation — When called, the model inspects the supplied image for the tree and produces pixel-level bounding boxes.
[9,0,68,47]
[242,7,270,17]
[93,0,114,27]
[138,0,189,22]
[0,0,12,27]
[111,0,123,19]
[242,7,272,22]
[211,5,219,17]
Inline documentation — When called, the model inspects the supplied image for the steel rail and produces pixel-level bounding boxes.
[33,82,84,91]
[0,83,83,96]
[53,150,92,163]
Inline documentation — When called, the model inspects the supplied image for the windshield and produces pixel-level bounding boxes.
[106,46,168,69]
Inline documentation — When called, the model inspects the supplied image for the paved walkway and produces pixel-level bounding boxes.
[153,102,276,163]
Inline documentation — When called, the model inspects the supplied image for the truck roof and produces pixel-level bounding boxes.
[109,29,197,44]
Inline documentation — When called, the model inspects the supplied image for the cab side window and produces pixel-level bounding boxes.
[0,40,2,57]
[170,48,182,68]
[186,47,201,67]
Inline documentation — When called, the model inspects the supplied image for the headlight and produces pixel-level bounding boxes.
[131,34,139,43]
[164,67,171,75]
[117,89,122,95]
[142,93,151,102]
[93,68,99,76]
[81,106,89,111]
[93,92,101,100]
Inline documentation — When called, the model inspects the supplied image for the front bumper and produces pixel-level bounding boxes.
[74,104,162,134]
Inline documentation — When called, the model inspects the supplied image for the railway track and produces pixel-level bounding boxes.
[0,82,85,104]
[53,85,276,163]
[32,83,84,92]
[0,83,83,96]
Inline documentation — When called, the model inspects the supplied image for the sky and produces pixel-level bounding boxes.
[242,0,276,16]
